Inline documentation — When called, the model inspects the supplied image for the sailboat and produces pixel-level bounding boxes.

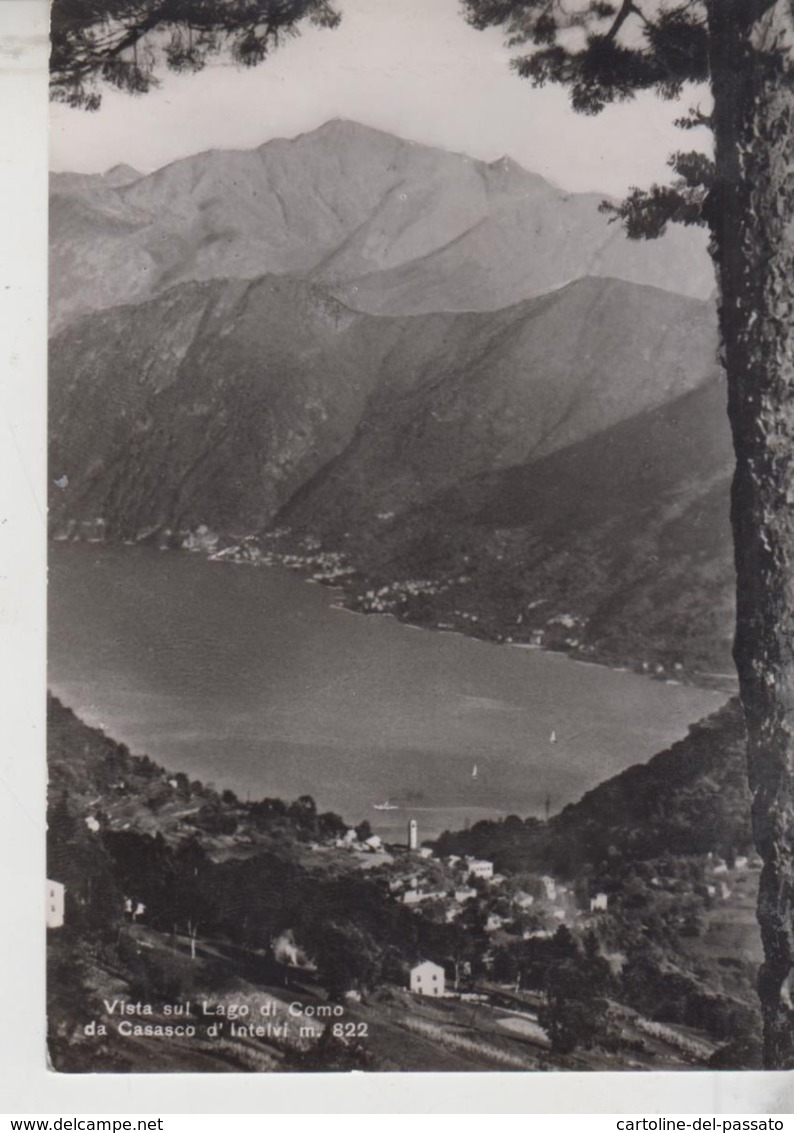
[471,764,478,780]
[373,799,399,811]
[549,728,584,746]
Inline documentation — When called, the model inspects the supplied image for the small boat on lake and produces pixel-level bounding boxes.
[373,800,399,811]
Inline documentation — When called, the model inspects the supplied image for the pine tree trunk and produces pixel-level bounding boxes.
[707,0,794,1068]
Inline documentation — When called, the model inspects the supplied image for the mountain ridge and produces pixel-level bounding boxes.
[49,119,714,332]
[49,121,730,679]
[48,269,732,677]
[317,374,734,676]
[48,272,719,535]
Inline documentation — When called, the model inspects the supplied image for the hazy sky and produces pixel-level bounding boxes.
[49,0,709,196]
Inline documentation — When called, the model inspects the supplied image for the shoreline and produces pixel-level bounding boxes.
[49,534,731,836]
[50,525,739,696]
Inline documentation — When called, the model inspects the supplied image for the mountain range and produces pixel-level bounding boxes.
[49,121,734,677]
[50,119,714,333]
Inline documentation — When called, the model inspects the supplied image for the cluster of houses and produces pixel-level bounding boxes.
[318,828,388,855]
[383,822,613,966]
[358,576,450,615]
[401,872,610,999]
[642,853,759,905]
[396,856,498,915]
[394,844,609,933]
[50,796,762,1013]
[181,525,358,584]
[402,852,764,999]
[393,820,617,997]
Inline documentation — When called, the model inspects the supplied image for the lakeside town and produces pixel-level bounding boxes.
[52,518,731,692]
[47,693,762,1072]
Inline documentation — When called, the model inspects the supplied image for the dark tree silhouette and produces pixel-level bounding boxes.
[50,0,340,110]
[462,0,794,1069]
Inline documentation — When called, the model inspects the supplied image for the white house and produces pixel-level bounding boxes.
[46,879,65,929]
[514,891,535,909]
[454,886,477,903]
[364,834,383,852]
[410,960,445,998]
[403,889,445,906]
[590,892,609,913]
[468,859,494,881]
[540,875,557,901]
[418,846,434,860]
[403,890,424,906]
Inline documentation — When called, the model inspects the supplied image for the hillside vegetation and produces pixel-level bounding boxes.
[49,272,731,676]
[48,695,761,1071]
[435,698,752,874]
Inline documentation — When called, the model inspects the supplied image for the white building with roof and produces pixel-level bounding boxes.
[409,960,445,998]
[403,890,424,906]
[540,875,557,901]
[403,888,446,906]
[46,879,65,929]
[468,859,494,881]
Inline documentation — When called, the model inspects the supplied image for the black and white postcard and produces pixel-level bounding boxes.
[37,0,794,1090]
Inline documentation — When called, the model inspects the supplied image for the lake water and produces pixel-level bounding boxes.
[48,542,726,841]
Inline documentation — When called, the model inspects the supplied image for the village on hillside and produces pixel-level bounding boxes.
[54,515,722,688]
[47,695,763,1073]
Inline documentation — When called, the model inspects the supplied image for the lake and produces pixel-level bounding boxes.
[48,542,726,841]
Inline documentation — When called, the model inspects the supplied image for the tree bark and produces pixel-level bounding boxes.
[707,0,794,1068]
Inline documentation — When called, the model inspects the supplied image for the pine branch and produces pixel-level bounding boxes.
[600,149,714,238]
[50,0,341,108]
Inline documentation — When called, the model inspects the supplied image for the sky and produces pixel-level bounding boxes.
[49,0,710,197]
